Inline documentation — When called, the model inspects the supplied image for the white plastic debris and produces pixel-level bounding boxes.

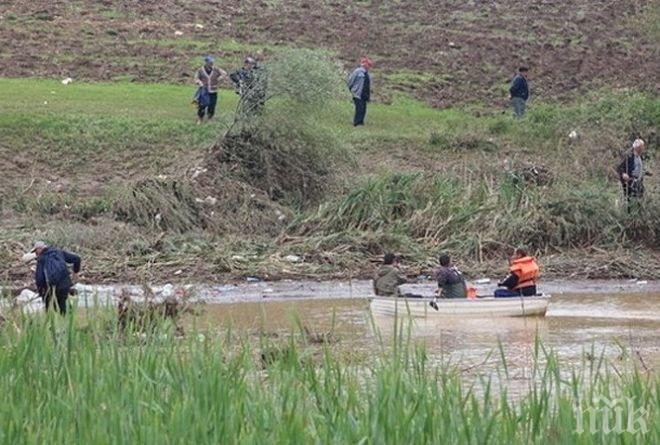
[174,30,184,36]
[18,289,38,302]
[203,196,217,206]
[161,283,174,297]
[636,280,648,286]
[231,255,246,261]
[246,276,261,283]
[174,269,183,276]
[194,23,204,29]
[285,255,302,263]
[475,278,491,284]
[22,252,37,264]
[568,130,578,140]
[191,167,207,179]
[155,213,162,223]
[61,77,73,85]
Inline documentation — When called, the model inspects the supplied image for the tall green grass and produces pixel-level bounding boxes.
[0,311,656,443]
[291,172,660,258]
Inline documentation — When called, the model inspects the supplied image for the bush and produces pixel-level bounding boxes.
[214,48,350,208]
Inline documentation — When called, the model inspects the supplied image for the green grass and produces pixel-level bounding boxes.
[0,310,656,443]
[0,78,658,282]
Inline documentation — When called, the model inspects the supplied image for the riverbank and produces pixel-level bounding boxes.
[1,78,658,287]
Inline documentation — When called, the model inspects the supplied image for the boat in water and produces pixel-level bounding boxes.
[370,295,550,318]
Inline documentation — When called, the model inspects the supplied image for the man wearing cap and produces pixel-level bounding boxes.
[31,242,81,315]
[195,56,227,124]
[347,57,373,126]
[230,56,267,115]
[617,138,648,205]
[509,67,529,118]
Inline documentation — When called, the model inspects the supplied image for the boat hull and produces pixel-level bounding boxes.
[370,295,550,318]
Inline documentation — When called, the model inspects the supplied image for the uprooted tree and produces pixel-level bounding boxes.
[212,48,350,208]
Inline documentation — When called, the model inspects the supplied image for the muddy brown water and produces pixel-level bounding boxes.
[193,292,660,377]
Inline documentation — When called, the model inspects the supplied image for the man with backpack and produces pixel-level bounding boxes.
[32,241,81,315]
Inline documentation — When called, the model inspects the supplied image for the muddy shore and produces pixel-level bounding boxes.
[6,279,660,309]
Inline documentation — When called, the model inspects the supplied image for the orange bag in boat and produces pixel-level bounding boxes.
[509,256,540,290]
[467,285,477,300]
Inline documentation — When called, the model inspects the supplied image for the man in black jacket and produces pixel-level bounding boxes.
[32,241,81,315]
[617,138,647,204]
[229,57,267,116]
[509,67,529,118]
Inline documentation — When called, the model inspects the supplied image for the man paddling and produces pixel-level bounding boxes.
[31,241,81,315]
[494,248,539,297]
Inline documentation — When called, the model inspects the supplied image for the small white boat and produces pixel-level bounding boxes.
[370,295,550,318]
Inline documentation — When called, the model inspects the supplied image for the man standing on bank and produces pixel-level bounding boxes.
[32,241,81,315]
[348,57,373,126]
[617,138,647,205]
[509,66,530,118]
[195,55,227,124]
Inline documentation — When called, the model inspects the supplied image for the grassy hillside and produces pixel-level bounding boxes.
[1,1,658,106]
[1,78,657,286]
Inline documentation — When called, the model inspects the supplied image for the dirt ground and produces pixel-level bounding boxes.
[1,0,658,107]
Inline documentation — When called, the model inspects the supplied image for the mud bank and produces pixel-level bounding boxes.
[5,279,660,314]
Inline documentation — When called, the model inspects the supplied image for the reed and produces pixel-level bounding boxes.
[0,309,656,443]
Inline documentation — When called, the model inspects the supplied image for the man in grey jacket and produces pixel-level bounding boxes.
[347,57,373,126]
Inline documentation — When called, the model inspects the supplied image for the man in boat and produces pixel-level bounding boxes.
[434,254,467,299]
[373,253,408,297]
[494,248,539,297]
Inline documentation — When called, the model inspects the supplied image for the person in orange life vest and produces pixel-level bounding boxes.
[494,248,540,297]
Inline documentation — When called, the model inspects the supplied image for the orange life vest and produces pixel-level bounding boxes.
[509,256,539,290]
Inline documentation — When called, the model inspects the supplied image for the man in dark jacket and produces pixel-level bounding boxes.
[230,56,267,115]
[347,57,373,126]
[32,241,81,315]
[617,138,647,204]
[434,254,467,299]
[509,67,529,118]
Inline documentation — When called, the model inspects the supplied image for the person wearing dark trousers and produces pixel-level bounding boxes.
[32,241,81,315]
[230,56,267,116]
[494,248,540,297]
[348,57,373,126]
[195,55,227,124]
[617,138,647,208]
[509,67,529,118]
